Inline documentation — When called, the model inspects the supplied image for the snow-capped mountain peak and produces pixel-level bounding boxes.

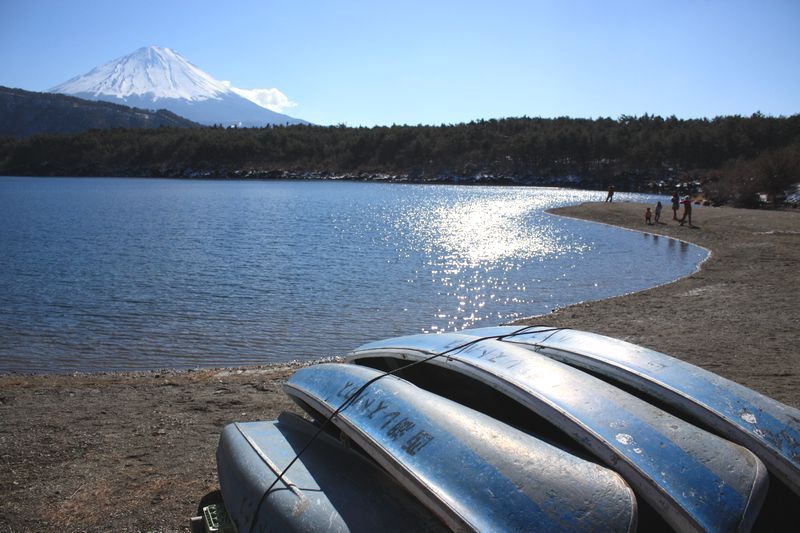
[50,46,308,126]
[51,46,230,101]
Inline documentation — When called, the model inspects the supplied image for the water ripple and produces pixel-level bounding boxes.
[0,177,705,372]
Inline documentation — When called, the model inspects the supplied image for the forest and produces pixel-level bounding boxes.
[1,113,798,206]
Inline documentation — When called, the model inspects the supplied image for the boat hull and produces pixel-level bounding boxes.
[463,325,800,497]
[216,412,446,532]
[285,363,638,532]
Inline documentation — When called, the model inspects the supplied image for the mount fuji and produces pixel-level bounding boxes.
[50,46,308,127]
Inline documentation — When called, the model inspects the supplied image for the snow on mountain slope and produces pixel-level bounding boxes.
[50,46,308,126]
[51,46,228,101]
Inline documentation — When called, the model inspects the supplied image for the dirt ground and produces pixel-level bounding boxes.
[1,201,798,531]
[0,364,307,531]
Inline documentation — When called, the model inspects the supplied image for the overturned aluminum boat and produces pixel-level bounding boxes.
[286,363,638,532]
[217,411,447,532]
[462,325,800,497]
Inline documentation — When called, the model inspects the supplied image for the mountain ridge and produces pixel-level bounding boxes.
[0,86,198,138]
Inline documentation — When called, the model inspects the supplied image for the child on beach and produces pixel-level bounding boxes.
[654,201,662,224]
[645,207,652,225]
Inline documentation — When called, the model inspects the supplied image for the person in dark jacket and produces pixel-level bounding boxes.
[671,192,680,220]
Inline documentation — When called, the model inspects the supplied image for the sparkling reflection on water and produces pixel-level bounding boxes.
[0,178,707,372]
[406,190,590,332]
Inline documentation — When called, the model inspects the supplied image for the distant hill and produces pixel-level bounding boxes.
[0,86,198,137]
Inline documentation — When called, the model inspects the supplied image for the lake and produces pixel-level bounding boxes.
[0,177,706,372]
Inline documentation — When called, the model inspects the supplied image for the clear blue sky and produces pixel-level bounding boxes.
[1,0,798,126]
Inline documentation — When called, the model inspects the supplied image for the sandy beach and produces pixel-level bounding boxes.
[1,201,798,531]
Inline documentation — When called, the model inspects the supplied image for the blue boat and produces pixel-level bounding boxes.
[285,363,638,532]
[350,333,768,532]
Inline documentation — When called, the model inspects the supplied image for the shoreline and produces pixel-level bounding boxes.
[2,201,798,531]
[516,202,800,407]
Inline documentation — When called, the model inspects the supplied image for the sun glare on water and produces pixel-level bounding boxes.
[394,189,588,332]
[430,196,560,266]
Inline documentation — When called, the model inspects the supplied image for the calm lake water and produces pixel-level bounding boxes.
[0,177,706,373]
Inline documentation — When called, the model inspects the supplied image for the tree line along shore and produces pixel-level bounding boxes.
[1,113,799,207]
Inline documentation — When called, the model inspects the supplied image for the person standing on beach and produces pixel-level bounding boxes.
[645,207,652,225]
[654,201,662,224]
[671,193,680,220]
[679,196,693,227]
[606,185,615,202]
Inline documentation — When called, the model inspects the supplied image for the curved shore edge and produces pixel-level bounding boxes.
[0,201,798,531]
[515,201,799,408]
[514,205,714,322]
